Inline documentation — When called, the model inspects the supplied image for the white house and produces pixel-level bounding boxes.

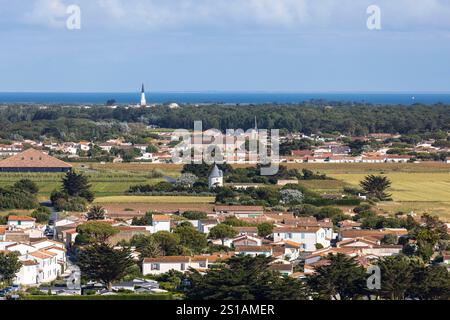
[273,227,330,252]
[198,219,219,234]
[143,256,199,275]
[234,245,272,257]
[150,215,171,233]
[7,216,36,229]
[14,260,39,286]
[28,250,60,283]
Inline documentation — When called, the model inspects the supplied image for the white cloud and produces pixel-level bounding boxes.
[18,0,450,32]
[24,0,69,28]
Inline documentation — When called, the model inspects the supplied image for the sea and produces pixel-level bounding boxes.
[0,92,449,105]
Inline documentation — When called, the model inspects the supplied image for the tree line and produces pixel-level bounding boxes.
[1,103,449,141]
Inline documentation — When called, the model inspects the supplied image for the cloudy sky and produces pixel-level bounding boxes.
[1,0,450,92]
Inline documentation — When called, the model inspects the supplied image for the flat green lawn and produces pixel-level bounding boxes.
[94,195,215,204]
[0,171,170,198]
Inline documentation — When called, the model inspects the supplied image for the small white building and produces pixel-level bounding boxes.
[7,216,36,229]
[208,165,223,189]
[143,256,205,275]
[150,215,171,233]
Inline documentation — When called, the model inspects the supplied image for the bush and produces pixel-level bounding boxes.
[31,207,52,223]
[182,211,208,220]
[55,196,88,212]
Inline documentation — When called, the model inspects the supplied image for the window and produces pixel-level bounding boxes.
[199,262,206,268]
[181,263,186,271]
[285,233,293,239]
[151,263,160,270]
[301,233,305,240]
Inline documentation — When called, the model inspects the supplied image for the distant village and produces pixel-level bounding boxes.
[0,130,449,165]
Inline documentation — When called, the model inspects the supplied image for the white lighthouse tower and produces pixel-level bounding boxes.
[140,84,147,107]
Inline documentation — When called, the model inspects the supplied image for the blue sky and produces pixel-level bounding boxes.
[1,0,450,92]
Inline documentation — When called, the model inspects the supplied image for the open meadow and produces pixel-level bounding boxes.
[1,162,448,220]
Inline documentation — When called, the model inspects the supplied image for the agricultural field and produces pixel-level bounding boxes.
[286,163,450,221]
[94,195,215,204]
[0,165,178,199]
[1,162,448,220]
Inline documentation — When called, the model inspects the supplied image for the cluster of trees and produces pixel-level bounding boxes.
[128,180,212,195]
[184,253,450,300]
[2,104,449,142]
[0,179,39,210]
[216,181,359,207]
[50,171,94,212]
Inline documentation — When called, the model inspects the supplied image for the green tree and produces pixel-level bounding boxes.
[307,253,366,300]
[152,231,185,256]
[360,175,392,201]
[186,255,309,300]
[76,221,119,244]
[62,171,94,202]
[31,206,51,223]
[381,234,398,245]
[376,255,416,300]
[130,234,162,260]
[78,243,134,291]
[13,179,39,194]
[209,224,238,245]
[257,222,274,238]
[182,211,208,220]
[0,251,22,285]
[279,189,303,205]
[132,211,153,226]
[86,205,106,221]
[174,222,208,253]
[409,265,450,300]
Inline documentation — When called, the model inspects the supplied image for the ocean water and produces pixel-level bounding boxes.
[0,92,449,105]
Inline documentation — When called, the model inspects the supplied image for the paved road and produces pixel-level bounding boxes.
[41,201,59,239]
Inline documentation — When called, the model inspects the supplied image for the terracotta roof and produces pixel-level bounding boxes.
[340,229,408,239]
[283,240,303,248]
[21,260,39,266]
[214,205,264,212]
[143,256,191,263]
[0,227,6,235]
[234,227,258,233]
[234,245,272,252]
[8,215,35,222]
[29,251,54,259]
[273,226,321,233]
[152,215,172,222]
[0,149,72,169]
[207,253,234,262]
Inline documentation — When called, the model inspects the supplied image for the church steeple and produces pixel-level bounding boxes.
[141,83,145,93]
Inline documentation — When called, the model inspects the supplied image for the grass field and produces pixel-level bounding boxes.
[1,162,449,220]
[94,196,215,204]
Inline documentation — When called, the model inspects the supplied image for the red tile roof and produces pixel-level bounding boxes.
[0,149,72,169]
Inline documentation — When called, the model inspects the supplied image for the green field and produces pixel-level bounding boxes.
[1,162,449,221]
[94,195,215,204]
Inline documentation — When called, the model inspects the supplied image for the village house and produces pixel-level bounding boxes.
[234,245,273,257]
[214,205,264,217]
[142,253,233,275]
[1,238,68,286]
[273,226,330,252]
[7,215,36,229]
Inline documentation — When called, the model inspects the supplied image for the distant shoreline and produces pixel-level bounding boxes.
[0,92,449,105]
